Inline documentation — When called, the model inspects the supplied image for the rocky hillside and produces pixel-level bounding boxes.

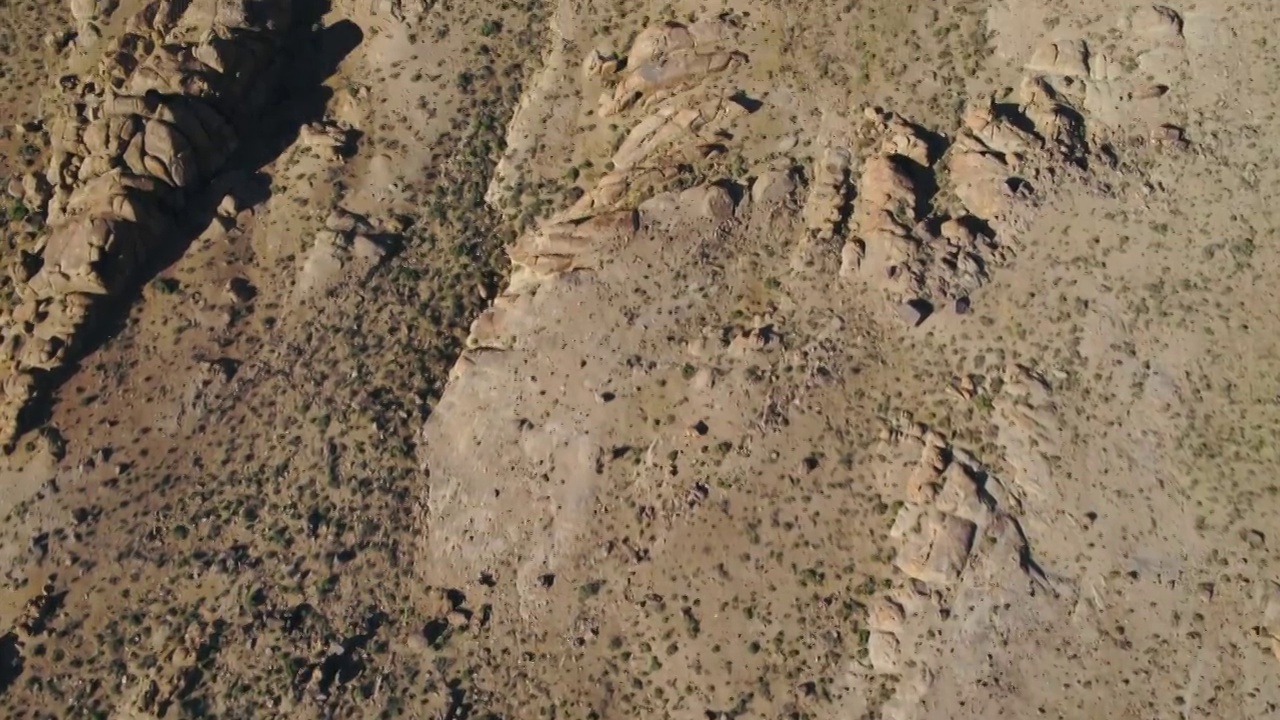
[2,0,1280,718]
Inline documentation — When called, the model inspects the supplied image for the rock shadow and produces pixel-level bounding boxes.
[0,633,21,698]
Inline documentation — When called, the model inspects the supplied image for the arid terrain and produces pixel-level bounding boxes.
[1,0,1279,717]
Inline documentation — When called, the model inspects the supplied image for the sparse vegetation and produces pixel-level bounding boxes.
[2,1,1279,719]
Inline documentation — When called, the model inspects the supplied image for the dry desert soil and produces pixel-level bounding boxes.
[1,0,1279,718]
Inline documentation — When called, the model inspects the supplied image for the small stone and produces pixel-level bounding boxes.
[751,168,796,204]
[955,296,971,315]
[384,215,411,233]
[1245,529,1266,550]
[700,184,736,221]
[352,235,387,263]
[1151,124,1187,145]
[1198,582,1215,601]
[1134,84,1169,100]
[199,215,234,242]
[896,299,933,327]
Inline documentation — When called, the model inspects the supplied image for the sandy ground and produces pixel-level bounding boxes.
[0,0,1279,718]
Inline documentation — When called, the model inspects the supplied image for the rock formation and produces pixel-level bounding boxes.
[854,420,1047,718]
[0,0,298,447]
[800,146,852,243]
[598,19,745,117]
[835,64,1093,319]
[457,18,761,377]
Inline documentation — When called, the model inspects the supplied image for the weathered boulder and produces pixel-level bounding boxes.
[867,631,902,673]
[893,508,976,585]
[298,121,356,160]
[961,99,1040,156]
[751,168,797,205]
[947,135,1019,221]
[680,183,736,221]
[582,49,620,77]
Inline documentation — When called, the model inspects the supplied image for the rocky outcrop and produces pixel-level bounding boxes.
[800,147,851,243]
[460,210,637,361]
[836,111,1004,312]
[462,17,760,376]
[561,93,751,223]
[835,58,1095,321]
[297,120,358,161]
[0,0,298,447]
[599,20,745,117]
[568,22,756,226]
[120,620,219,718]
[1021,31,1180,128]
[861,421,1040,702]
[609,94,747,173]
